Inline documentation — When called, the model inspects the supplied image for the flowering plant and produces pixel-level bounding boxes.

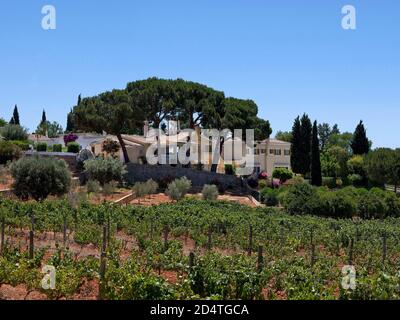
[63,133,78,146]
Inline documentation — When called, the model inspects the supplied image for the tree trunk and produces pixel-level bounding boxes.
[116,134,130,163]
[210,137,224,173]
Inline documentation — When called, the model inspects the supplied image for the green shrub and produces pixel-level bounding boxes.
[76,149,95,172]
[157,175,175,189]
[322,177,336,189]
[132,182,147,199]
[272,168,293,182]
[315,188,357,218]
[0,141,21,165]
[0,125,28,141]
[86,180,101,194]
[224,164,235,175]
[146,179,159,195]
[282,183,316,215]
[383,191,400,217]
[102,138,120,156]
[166,177,192,201]
[202,184,219,201]
[52,144,62,152]
[36,142,47,152]
[347,174,363,187]
[258,179,268,190]
[10,140,30,151]
[10,155,71,201]
[67,142,80,153]
[84,157,126,186]
[260,187,279,206]
[357,188,387,219]
[102,181,117,196]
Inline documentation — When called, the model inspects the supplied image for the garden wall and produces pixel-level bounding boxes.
[24,151,78,172]
[125,163,243,188]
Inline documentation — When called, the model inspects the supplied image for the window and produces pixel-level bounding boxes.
[270,149,281,156]
[284,149,291,156]
[254,149,260,155]
[260,148,266,154]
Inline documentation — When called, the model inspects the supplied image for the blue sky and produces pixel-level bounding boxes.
[0,0,399,148]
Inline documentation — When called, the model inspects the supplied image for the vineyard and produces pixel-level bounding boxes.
[1,197,400,300]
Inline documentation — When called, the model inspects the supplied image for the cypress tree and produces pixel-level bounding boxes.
[299,113,312,176]
[291,116,302,174]
[41,110,47,125]
[351,120,370,155]
[311,121,322,186]
[10,105,20,125]
[66,109,75,133]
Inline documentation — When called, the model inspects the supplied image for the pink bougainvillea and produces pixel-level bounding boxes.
[259,171,268,180]
[63,133,78,146]
[272,178,281,188]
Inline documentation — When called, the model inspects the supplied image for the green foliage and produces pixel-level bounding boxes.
[260,187,279,206]
[10,140,30,151]
[321,146,349,178]
[291,114,312,175]
[10,156,71,201]
[71,89,143,163]
[275,131,292,143]
[281,183,316,215]
[351,120,370,155]
[322,177,337,189]
[0,124,28,141]
[86,179,101,194]
[102,138,120,156]
[37,121,63,138]
[67,142,80,153]
[146,179,159,195]
[36,142,47,152]
[0,118,7,127]
[52,144,62,152]
[0,141,21,164]
[166,177,192,201]
[272,168,293,182]
[102,180,117,196]
[311,121,322,186]
[258,179,268,190]
[224,164,235,175]
[365,148,400,187]
[84,157,126,186]
[326,132,353,154]
[281,183,400,219]
[202,184,219,201]
[2,197,400,300]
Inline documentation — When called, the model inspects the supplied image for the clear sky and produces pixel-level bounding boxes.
[0,0,399,148]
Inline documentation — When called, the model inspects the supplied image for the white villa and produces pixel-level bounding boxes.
[89,123,292,176]
[29,122,291,176]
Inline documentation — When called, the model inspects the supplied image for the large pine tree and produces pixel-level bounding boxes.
[351,120,370,155]
[9,105,20,125]
[290,116,302,174]
[311,121,322,186]
[66,95,80,133]
[65,110,74,133]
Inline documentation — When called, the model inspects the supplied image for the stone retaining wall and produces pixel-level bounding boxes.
[24,151,78,172]
[125,163,242,188]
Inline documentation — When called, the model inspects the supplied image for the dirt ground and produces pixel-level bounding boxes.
[0,174,13,191]
[130,193,258,208]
